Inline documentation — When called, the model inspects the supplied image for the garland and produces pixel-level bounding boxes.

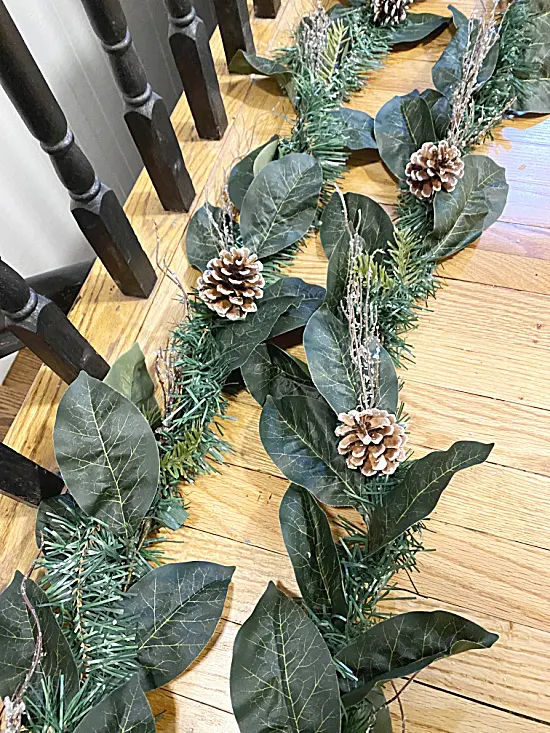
[0,0,548,731]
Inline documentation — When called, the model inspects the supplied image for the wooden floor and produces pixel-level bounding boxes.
[1,0,549,730]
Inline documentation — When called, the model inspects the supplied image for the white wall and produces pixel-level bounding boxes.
[0,0,213,381]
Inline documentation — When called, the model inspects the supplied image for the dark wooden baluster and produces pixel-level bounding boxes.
[80,0,195,213]
[0,259,109,384]
[0,1,156,299]
[164,0,228,140]
[254,0,281,19]
[212,0,256,67]
[0,260,93,359]
[0,444,63,507]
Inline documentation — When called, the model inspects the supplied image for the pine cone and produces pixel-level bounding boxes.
[405,140,465,199]
[335,408,407,477]
[373,0,412,26]
[197,247,265,321]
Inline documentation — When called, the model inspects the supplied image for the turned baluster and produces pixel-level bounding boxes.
[0,1,156,298]
[80,0,195,212]
[164,0,228,140]
[254,0,281,19]
[212,0,256,66]
[0,444,63,507]
[0,259,109,384]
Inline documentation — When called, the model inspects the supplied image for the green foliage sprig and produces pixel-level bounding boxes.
[0,357,234,732]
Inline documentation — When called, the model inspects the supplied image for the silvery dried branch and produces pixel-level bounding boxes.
[296,1,331,75]
[447,0,503,150]
[337,188,381,410]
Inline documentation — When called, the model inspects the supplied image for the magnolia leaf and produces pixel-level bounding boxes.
[253,137,280,177]
[186,203,225,271]
[336,610,498,707]
[54,373,159,538]
[321,191,394,261]
[231,582,341,733]
[240,153,323,257]
[267,277,325,338]
[391,12,451,44]
[304,305,358,415]
[73,675,155,733]
[260,395,361,506]
[228,136,280,210]
[104,343,159,423]
[448,4,468,27]
[426,155,508,260]
[432,12,499,99]
[280,484,347,619]
[0,574,35,698]
[213,288,297,372]
[369,688,393,732]
[23,575,80,700]
[432,94,452,138]
[122,561,234,691]
[368,441,493,552]
[375,92,436,179]
[229,49,290,80]
[515,0,550,113]
[242,344,317,406]
[331,108,377,150]
[372,340,399,414]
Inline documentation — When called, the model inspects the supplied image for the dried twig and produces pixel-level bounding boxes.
[447,0,504,150]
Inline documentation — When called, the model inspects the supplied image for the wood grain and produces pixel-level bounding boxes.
[1,0,549,730]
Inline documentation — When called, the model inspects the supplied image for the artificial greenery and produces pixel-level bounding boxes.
[0,357,234,732]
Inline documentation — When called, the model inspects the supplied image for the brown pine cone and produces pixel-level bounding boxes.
[197,246,265,321]
[405,140,465,199]
[373,0,412,26]
[335,408,407,477]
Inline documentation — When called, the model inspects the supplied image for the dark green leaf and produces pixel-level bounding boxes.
[23,574,80,700]
[331,108,377,150]
[369,688,393,732]
[54,373,159,538]
[368,441,493,552]
[449,4,468,27]
[432,94,452,138]
[230,582,341,733]
[391,12,451,44]
[104,343,159,422]
[122,561,234,691]
[336,610,498,707]
[240,153,323,257]
[73,675,155,733]
[259,395,361,506]
[515,0,550,113]
[229,49,290,81]
[186,203,225,272]
[253,137,280,176]
[228,136,280,210]
[280,484,347,618]
[213,288,297,372]
[375,93,436,179]
[373,340,399,414]
[242,343,317,406]
[321,191,394,261]
[426,155,508,260]
[0,574,35,698]
[304,305,358,415]
[267,277,325,338]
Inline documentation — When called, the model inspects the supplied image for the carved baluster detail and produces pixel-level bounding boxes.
[254,0,281,19]
[164,0,228,140]
[80,0,195,212]
[0,1,156,298]
[0,259,109,384]
[0,444,63,507]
